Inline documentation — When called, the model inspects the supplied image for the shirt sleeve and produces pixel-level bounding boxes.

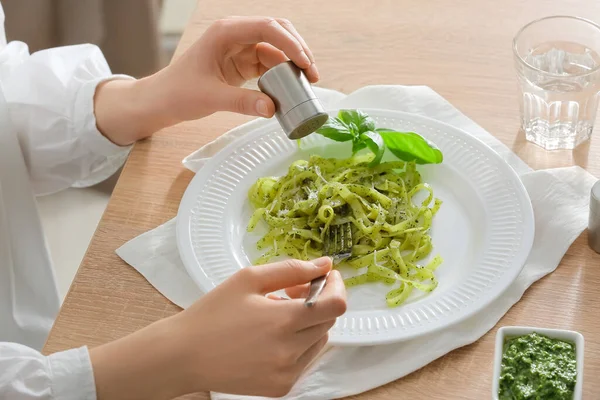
[0,41,134,196]
[0,343,96,400]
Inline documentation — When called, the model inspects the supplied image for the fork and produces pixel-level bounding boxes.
[304,222,353,307]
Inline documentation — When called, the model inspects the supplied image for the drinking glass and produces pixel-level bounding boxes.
[513,16,600,150]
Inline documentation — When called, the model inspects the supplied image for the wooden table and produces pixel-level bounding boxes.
[44,1,600,398]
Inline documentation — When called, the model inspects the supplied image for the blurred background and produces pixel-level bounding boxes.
[1,0,198,300]
[3,0,198,77]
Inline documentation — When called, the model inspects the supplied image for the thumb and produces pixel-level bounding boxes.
[215,86,276,118]
[247,257,332,294]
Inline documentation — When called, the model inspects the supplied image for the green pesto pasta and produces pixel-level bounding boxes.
[247,153,443,307]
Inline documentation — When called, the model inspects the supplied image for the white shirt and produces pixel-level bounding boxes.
[0,2,129,398]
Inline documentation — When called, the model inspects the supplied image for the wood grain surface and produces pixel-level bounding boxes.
[44,1,600,398]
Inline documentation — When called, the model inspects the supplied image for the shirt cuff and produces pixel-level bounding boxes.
[48,346,96,400]
[71,74,134,188]
[74,74,135,158]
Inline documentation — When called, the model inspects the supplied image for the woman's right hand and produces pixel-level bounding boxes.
[91,257,347,400]
[174,256,346,397]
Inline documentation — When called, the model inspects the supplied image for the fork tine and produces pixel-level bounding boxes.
[333,225,339,254]
[323,223,353,258]
[344,223,353,253]
[308,223,351,307]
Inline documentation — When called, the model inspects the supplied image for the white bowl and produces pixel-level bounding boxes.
[492,326,584,400]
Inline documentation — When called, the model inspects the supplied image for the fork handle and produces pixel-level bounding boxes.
[304,273,329,307]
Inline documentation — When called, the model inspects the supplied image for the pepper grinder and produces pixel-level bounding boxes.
[258,61,328,140]
[589,180,600,253]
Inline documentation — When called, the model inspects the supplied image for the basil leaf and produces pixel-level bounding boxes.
[377,129,443,164]
[352,139,367,154]
[315,117,353,142]
[338,110,359,125]
[338,109,375,133]
[359,131,385,166]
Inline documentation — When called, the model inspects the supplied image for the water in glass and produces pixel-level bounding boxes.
[514,17,600,150]
[517,41,600,150]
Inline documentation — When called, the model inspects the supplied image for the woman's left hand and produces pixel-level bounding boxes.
[159,16,319,119]
[95,16,319,145]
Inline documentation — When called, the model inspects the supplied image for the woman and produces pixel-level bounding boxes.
[0,5,347,399]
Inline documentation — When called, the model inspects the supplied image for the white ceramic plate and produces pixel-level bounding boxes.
[176,109,535,346]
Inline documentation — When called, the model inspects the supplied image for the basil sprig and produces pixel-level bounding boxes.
[315,110,443,166]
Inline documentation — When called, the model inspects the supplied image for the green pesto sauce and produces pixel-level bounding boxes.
[499,332,577,400]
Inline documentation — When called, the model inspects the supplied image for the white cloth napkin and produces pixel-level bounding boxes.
[116,85,597,400]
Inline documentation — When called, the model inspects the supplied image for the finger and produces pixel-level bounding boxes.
[258,64,270,76]
[290,270,347,330]
[266,293,290,300]
[256,42,288,69]
[285,283,310,299]
[296,320,335,349]
[275,18,314,63]
[231,43,287,80]
[245,257,332,294]
[305,63,319,84]
[215,85,276,118]
[295,334,329,369]
[214,17,311,69]
[275,18,319,82]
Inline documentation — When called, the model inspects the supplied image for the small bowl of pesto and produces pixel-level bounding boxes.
[492,326,584,400]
